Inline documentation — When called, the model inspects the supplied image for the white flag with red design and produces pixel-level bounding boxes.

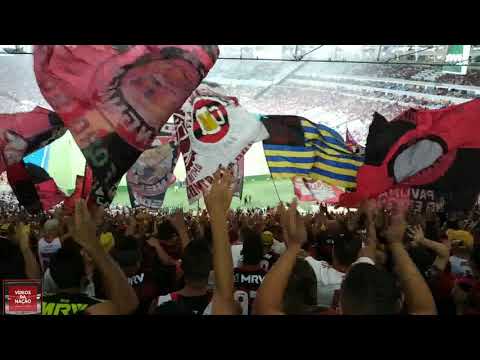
[292,177,343,204]
[174,83,269,203]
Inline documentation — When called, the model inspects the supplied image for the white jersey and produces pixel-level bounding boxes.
[231,244,243,268]
[38,237,62,272]
[305,256,345,308]
[271,239,286,255]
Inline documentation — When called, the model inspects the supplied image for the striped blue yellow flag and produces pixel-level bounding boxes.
[262,115,364,189]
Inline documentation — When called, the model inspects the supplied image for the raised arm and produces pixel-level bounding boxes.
[408,225,450,271]
[385,204,437,315]
[254,200,307,315]
[16,222,41,279]
[204,168,237,315]
[70,200,138,315]
[169,209,190,251]
[358,199,378,262]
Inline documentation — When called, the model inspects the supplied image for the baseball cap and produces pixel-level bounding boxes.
[100,232,115,252]
[261,231,274,248]
[447,229,474,250]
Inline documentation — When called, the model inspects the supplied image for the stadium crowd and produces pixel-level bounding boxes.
[0,167,479,315]
[291,76,478,99]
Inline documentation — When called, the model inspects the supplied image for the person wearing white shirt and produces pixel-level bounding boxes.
[305,233,362,308]
[38,219,62,273]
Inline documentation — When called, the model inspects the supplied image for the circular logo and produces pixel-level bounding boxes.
[192,98,230,143]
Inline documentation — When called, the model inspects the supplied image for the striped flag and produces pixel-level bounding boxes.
[262,115,363,189]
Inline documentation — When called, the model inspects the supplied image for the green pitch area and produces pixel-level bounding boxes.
[50,134,317,211]
[104,175,318,212]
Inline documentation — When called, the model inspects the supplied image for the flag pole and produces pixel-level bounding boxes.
[262,146,282,204]
[269,173,282,204]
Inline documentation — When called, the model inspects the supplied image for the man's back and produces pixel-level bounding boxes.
[234,266,267,315]
[42,292,102,315]
[305,257,345,308]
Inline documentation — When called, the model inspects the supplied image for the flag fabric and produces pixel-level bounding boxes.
[0,107,66,173]
[174,83,269,203]
[345,128,364,154]
[63,165,93,214]
[339,99,480,210]
[262,115,363,189]
[6,161,65,213]
[126,141,179,209]
[33,45,218,206]
[292,177,343,204]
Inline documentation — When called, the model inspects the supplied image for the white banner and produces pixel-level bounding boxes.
[175,83,269,203]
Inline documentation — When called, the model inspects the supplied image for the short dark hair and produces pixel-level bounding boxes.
[333,232,362,267]
[471,244,480,271]
[182,240,212,283]
[341,263,401,315]
[114,249,141,269]
[49,246,85,290]
[283,259,317,314]
[156,221,179,241]
[240,227,263,266]
[408,246,435,276]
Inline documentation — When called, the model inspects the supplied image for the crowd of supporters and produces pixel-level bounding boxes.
[1,168,479,315]
[291,76,478,99]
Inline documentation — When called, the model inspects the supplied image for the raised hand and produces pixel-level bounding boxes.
[15,222,31,251]
[408,225,425,247]
[169,208,186,232]
[204,167,235,217]
[284,199,307,248]
[385,202,408,245]
[70,200,100,253]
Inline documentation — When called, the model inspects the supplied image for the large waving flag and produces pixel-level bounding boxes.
[33,45,218,206]
[174,83,269,202]
[339,99,480,210]
[6,161,65,213]
[0,107,66,173]
[127,141,179,209]
[63,165,93,214]
[262,116,363,189]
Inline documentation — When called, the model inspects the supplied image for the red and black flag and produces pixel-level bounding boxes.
[6,161,65,214]
[63,165,93,214]
[33,45,219,206]
[339,99,480,211]
[0,107,66,173]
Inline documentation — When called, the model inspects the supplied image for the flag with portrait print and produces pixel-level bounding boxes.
[34,45,218,206]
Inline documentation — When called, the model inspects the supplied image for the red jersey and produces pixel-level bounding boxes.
[233,266,267,315]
